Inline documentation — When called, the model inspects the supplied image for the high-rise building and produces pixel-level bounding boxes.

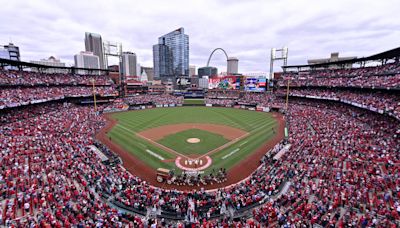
[227,57,239,74]
[30,56,67,73]
[189,65,196,77]
[85,32,105,69]
[153,44,173,80]
[74,51,100,74]
[198,66,218,77]
[121,52,137,76]
[153,27,189,79]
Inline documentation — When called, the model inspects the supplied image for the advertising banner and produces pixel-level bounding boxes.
[244,77,267,92]
[208,76,240,90]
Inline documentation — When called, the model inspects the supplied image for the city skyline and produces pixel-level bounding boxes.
[1,0,400,73]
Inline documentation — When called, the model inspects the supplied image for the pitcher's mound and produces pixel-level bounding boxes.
[187,138,201,143]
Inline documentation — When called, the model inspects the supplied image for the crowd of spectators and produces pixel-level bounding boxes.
[281,88,400,120]
[1,67,399,226]
[279,62,400,89]
[0,70,113,86]
[205,98,236,106]
[206,90,240,99]
[0,96,399,226]
[0,86,117,109]
[206,91,284,108]
[123,94,183,106]
[250,100,400,227]
[0,70,117,109]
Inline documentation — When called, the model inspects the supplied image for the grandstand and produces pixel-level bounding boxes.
[0,47,399,227]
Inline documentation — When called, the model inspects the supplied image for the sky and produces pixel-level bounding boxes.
[1,0,400,73]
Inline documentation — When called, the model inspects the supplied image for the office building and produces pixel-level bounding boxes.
[198,66,218,77]
[153,44,173,80]
[85,32,105,69]
[74,51,100,74]
[227,57,239,74]
[153,27,189,79]
[30,56,67,73]
[121,52,137,76]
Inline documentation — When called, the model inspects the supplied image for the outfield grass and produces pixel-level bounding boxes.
[157,129,229,155]
[107,107,278,173]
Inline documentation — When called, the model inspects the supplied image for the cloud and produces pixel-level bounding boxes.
[0,0,399,73]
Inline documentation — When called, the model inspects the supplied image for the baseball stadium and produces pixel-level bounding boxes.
[1,1,400,227]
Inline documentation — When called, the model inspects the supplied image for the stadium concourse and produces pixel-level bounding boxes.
[0,61,399,227]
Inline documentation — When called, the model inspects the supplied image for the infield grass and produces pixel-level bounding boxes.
[157,129,229,155]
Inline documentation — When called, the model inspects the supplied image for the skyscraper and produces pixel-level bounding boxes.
[121,52,137,76]
[153,44,173,80]
[85,32,105,69]
[153,27,189,79]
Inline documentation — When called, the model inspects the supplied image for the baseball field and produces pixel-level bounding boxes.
[97,106,284,188]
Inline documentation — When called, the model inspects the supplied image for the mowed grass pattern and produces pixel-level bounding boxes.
[157,129,229,155]
[107,107,278,173]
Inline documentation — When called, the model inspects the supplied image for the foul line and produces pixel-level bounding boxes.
[198,122,274,160]
[136,133,191,160]
[222,148,240,160]
[145,149,165,160]
[116,124,191,160]
[117,122,274,163]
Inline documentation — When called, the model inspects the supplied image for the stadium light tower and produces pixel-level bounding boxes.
[269,47,288,80]
[103,40,123,68]
[103,40,123,94]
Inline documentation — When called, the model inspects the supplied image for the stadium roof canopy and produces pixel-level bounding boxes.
[0,58,109,75]
[282,46,400,71]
